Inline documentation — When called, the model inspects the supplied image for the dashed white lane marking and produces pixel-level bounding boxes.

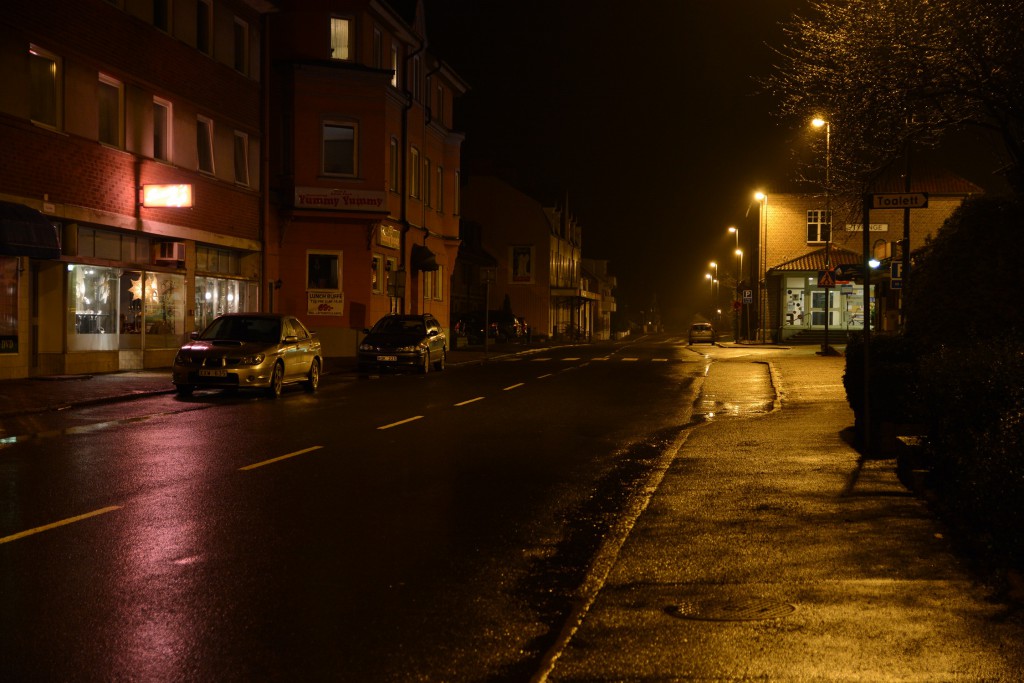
[377,415,424,430]
[455,397,485,407]
[241,446,324,471]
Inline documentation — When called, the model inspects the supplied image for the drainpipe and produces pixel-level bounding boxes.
[399,40,425,314]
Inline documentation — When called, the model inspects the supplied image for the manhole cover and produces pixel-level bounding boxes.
[666,597,795,622]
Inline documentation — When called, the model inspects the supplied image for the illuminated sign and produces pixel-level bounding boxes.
[141,184,193,208]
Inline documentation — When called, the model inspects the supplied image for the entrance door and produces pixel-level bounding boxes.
[809,289,839,328]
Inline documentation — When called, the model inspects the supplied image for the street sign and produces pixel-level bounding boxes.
[872,193,929,210]
[891,279,903,289]
[818,270,836,288]
[833,263,862,280]
[742,289,753,304]
[891,261,903,279]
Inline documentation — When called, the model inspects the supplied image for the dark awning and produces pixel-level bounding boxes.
[0,201,61,259]
[411,243,439,272]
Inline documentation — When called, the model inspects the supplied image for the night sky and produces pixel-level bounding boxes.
[424,0,807,323]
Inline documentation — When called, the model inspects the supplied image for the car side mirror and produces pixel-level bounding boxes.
[189,331,199,340]
[427,329,437,337]
[284,335,298,343]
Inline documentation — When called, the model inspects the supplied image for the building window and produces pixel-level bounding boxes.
[390,45,399,87]
[389,137,399,192]
[0,258,19,354]
[153,97,172,161]
[322,122,357,176]
[233,18,249,74]
[98,74,123,147]
[196,0,212,55]
[195,276,249,332]
[330,17,351,60]
[423,158,432,207]
[197,115,215,174]
[153,0,171,32]
[411,55,421,99]
[454,171,461,215]
[307,251,341,291]
[68,264,119,351]
[233,131,249,186]
[373,29,382,68]
[434,265,443,301]
[29,45,60,128]
[436,84,445,125]
[806,209,831,244]
[371,254,384,294]
[409,147,420,198]
[436,166,444,212]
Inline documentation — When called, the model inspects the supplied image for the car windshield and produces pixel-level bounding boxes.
[200,316,281,343]
[372,317,425,336]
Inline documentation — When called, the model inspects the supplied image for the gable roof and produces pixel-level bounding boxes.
[770,246,862,272]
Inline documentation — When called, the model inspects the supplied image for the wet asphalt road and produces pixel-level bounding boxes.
[0,335,709,681]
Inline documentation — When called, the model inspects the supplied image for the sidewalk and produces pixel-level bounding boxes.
[542,351,1024,681]
[0,343,535,418]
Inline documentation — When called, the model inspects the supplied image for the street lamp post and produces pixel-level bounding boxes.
[754,191,767,342]
[812,117,833,355]
[728,226,741,341]
[709,261,718,321]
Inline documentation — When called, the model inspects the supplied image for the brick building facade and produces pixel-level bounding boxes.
[0,0,268,377]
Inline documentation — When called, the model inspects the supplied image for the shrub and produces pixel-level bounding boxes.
[843,332,923,438]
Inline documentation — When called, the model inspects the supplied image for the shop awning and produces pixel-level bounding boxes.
[0,201,61,259]
[411,243,439,272]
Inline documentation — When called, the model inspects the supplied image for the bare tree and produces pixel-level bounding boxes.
[766,0,1024,196]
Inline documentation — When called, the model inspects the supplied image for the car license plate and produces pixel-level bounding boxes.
[199,369,228,377]
[377,355,397,362]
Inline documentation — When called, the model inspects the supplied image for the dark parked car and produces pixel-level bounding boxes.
[452,312,486,345]
[172,313,322,397]
[688,322,717,345]
[358,313,447,374]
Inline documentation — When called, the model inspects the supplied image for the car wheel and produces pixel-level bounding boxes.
[435,347,446,371]
[305,359,320,392]
[175,384,194,396]
[268,361,284,398]
[420,350,430,374]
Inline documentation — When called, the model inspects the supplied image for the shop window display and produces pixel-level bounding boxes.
[68,264,118,351]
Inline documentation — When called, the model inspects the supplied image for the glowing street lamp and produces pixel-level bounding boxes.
[754,191,767,342]
[812,116,833,354]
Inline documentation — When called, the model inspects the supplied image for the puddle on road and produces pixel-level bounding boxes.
[694,361,776,420]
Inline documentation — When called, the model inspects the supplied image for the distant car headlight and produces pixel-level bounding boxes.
[359,343,377,352]
[238,353,266,366]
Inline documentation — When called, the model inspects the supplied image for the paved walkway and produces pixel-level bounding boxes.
[543,351,1024,681]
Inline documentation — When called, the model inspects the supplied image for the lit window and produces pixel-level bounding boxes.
[233,131,249,186]
[323,122,357,176]
[233,18,249,74]
[371,254,384,294]
[197,115,215,174]
[153,97,172,162]
[390,45,399,87]
[29,45,60,128]
[330,17,350,60]
[98,74,123,147]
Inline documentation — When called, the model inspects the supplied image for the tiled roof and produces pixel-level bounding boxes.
[771,246,862,272]
[871,164,985,195]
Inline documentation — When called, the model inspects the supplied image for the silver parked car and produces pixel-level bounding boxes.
[172,313,322,397]
[687,322,717,345]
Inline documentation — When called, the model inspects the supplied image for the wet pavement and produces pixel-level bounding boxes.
[541,347,1024,681]
[3,341,1022,679]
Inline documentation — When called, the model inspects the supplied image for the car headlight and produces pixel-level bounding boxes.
[238,353,266,366]
[359,343,377,352]
[396,344,420,352]
[174,352,193,366]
